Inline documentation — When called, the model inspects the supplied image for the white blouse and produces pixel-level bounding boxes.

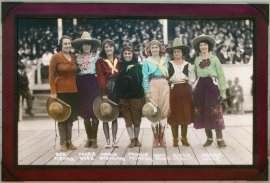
[169,61,196,85]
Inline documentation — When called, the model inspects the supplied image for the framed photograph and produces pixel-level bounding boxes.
[2,2,268,181]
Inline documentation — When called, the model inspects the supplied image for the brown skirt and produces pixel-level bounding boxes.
[168,83,195,125]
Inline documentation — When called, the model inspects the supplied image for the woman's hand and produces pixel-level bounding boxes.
[222,95,227,100]
[126,65,134,71]
[50,94,57,99]
[78,65,84,71]
[102,95,108,102]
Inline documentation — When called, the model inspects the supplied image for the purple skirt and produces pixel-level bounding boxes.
[76,74,99,119]
[193,77,225,130]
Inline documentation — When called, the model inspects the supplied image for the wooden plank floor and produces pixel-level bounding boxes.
[18,126,253,166]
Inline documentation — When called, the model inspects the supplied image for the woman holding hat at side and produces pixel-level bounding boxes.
[142,40,170,148]
[49,35,78,152]
[191,34,227,148]
[72,31,101,148]
[96,39,121,148]
[116,46,144,148]
[166,38,195,147]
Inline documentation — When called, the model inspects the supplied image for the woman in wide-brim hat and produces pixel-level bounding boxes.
[116,46,144,148]
[72,31,101,149]
[166,38,196,147]
[191,34,227,148]
[96,39,121,149]
[49,35,79,152]
[142,39,170,148]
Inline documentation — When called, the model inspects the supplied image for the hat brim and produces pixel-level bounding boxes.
[142,103,162,123]
[115,68,139,99]
[72,38,101,51]
[93,96,119,122]
[191,35,216,49]
[166,45,190,56]
[46,97,71,122]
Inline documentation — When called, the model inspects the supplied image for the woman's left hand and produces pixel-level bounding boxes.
[126,65,134,71]
[222,95,227,100]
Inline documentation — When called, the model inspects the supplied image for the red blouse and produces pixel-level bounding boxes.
[96,55,121,96]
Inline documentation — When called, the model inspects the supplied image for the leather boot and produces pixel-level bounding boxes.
[181,125,190,146]
[151,124,159,148]
[60,141,67,152]
[216,130,227,148]
[128,139,135,148]
[171,125,179,147]
[84,119,92,148]
[67,141,77,150]
[159,123,166,148]
[181,138,190,146]
[203,129,213,147]
[134,127,142,147]
[91,119,99,148]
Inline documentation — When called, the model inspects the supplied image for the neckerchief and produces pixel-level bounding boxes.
[199,58,211,69]
[146,57,168,77]
[103,58,119,74]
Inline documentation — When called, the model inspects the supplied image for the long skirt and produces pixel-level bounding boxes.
[193,77,225,130]
[76,74,99,119]
[149,78,170,118]
[57,92,78,123]
[168,83,194,126]
[119,98,144,127]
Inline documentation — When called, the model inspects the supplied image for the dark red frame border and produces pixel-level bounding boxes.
[2,3,268,181]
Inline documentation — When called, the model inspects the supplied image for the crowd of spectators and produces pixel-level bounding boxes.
[169,20,253,64]
[17,18,253,83]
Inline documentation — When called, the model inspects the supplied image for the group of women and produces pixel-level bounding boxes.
[48,31,227,152]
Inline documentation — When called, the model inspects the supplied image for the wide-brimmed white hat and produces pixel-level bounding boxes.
[93,96,119,122]
[142,98,161,122]
[191,34,216,49]
[166,38,190,56]
[72,31,101,51]
[46,97,71,122]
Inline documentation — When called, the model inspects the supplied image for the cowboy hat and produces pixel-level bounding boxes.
[191,34,216,49]
[166,38,190,56]
[46,97,71,122]
[93,96,119,122]
[142,98,161,122]
[115,68,139,99]
[72,31,101,51]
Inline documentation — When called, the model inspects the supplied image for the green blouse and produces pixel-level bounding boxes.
[194,54,226,96]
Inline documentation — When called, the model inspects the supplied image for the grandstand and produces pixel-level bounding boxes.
[17,18,253,119]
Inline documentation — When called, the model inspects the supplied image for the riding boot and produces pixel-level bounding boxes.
[181,125,190,146]
[159,123,166,148]
[151,124,159,148]
[66,122,77,150]
[216,129,227,147]
[91,118,99,148]
[58,122,67,151]
[126,126,135,148]
[134,127,142,147]
[60,141,68,152]
[83,119,92,147]
[171,125,179,147]
[203,129,213,147]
